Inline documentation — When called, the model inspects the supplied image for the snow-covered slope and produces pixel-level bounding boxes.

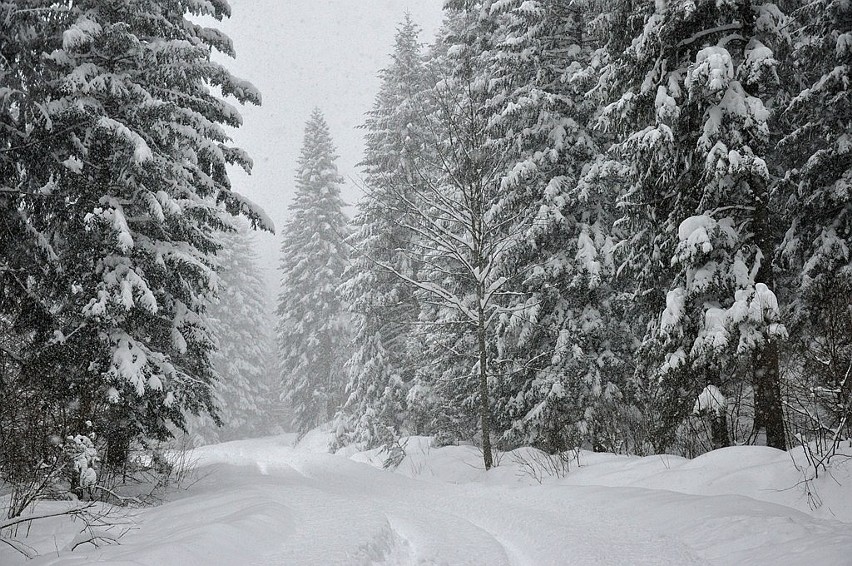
[355,436,852,523]
[5,432,852,565]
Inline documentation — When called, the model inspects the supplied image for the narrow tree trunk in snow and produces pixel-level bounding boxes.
[477,297,493,470]
[707,369,730,450]
[754,341,785,449]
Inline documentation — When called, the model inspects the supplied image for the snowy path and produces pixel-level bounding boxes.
[247,455,703,565]
[23,435,852,565]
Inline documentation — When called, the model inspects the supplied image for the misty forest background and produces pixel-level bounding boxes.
[1,0,850,510]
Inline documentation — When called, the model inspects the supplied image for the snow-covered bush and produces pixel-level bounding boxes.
[65,433,100,494]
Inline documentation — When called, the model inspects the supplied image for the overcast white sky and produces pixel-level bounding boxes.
[208,0,445,296]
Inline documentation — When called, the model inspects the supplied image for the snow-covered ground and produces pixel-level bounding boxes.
[5,431,852,565]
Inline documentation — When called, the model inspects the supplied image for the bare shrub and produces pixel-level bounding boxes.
[512,448,580,484]
[382,438,409,470]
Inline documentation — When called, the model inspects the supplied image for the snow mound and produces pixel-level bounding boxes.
[360,438,852,524]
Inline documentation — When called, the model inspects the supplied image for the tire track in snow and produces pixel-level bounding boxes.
[277,456,708,565]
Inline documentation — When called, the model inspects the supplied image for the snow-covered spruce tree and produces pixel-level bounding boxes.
[278,109,350,434]
[335,16,427,450]
[482,1,637,454]
[0,0,265,485]
[188,220,277,445]
[597,0,789,451]
[778,0,852,443]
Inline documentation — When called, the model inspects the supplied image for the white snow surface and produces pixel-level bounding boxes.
[5,430,852,565]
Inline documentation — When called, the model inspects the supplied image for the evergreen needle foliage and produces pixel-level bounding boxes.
[277,109,351,434]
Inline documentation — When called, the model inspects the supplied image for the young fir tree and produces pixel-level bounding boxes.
[278,109,350,434]
[596,0,789,451]
[0,0,265,474]
[335,16,426,450]
[413,4,506,467]
[779,0,852,435]
[188,221,277,445]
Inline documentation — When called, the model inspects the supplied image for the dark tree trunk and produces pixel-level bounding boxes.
[477,297,493,470]
[711,414,730,451]
[752,187,786,450]
[754,340,785,449]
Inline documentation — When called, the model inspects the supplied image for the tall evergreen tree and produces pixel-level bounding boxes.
[0,0,265,476]
[335,16,426,449]
[596,0,789,450]
[277,109,350,434]
[483,0,637,453]
[779,0,852,436]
